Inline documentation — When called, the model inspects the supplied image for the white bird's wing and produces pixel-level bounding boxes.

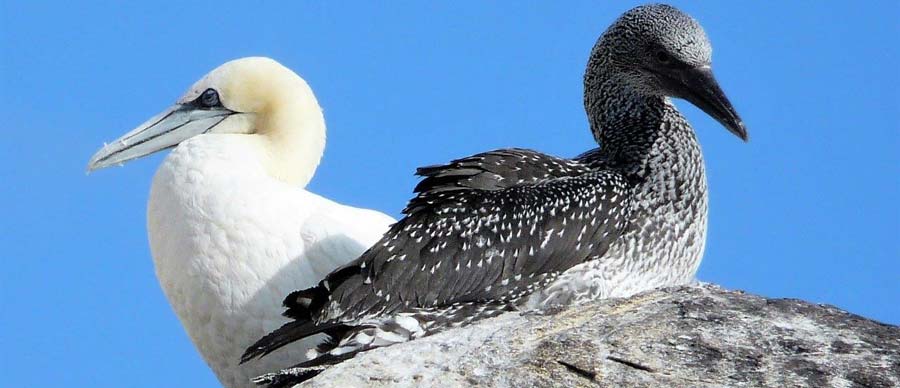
[299,199,395,283]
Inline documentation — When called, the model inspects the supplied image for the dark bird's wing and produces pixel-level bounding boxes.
[243,149,631,365]
[412,148,594,196]
[319,169,631,322]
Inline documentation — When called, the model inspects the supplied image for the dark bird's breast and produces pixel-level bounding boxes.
[530,111,708,308]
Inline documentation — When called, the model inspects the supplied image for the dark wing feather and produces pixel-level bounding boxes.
[243,149,632,361]
[318,168,632,323]
[241,319,343,363]
[407,148,594,213]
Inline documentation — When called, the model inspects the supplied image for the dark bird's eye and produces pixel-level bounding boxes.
[199,88,220,108]
[655,51,671,64]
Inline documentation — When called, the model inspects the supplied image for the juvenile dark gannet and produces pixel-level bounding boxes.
[242,5,747,386]
[87,57,395,388]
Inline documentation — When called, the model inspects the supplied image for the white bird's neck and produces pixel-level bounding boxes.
[257,89,326,188]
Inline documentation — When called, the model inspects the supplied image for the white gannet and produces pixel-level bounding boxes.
[87,57,395,387]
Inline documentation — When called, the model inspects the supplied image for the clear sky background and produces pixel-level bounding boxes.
[1,1,897,387]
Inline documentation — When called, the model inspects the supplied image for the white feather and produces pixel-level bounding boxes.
[90,58,395,388]
[148,135,393,388]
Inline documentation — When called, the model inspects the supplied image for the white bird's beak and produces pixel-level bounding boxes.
[87,103,236,172]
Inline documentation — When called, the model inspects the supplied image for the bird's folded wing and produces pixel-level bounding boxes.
[408,148,595,211]
[317,168,633,323]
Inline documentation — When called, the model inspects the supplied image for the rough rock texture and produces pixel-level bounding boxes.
[291,284,898,387]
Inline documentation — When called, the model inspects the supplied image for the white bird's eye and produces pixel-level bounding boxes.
[199,88,221,108]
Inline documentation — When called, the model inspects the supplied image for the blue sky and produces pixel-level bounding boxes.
[1,1,897,387]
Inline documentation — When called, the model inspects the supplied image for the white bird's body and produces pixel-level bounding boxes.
[149,135,392,386]
[89,57,394,387]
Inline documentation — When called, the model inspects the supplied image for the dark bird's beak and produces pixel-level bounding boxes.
[662,66,748,141]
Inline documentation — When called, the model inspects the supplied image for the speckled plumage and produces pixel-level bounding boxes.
[532,3,732,306]
[245,5,746,385]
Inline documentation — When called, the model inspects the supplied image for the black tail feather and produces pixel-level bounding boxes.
[280,262,363,322]
[281,287,323,321]
[251,352,358,387]
[240,319,343,364]
[242,262,365,364]
[251,368,322,388]
[249,301,519,385]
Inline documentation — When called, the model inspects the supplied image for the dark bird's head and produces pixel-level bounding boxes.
[586,4,747,141]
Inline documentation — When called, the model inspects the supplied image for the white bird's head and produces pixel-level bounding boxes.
[87,57,326,186]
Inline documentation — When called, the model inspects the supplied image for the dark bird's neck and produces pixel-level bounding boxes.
[583,51,702,180]
[575,46,709,298]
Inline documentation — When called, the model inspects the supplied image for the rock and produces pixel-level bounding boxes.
[284,284,899,387]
